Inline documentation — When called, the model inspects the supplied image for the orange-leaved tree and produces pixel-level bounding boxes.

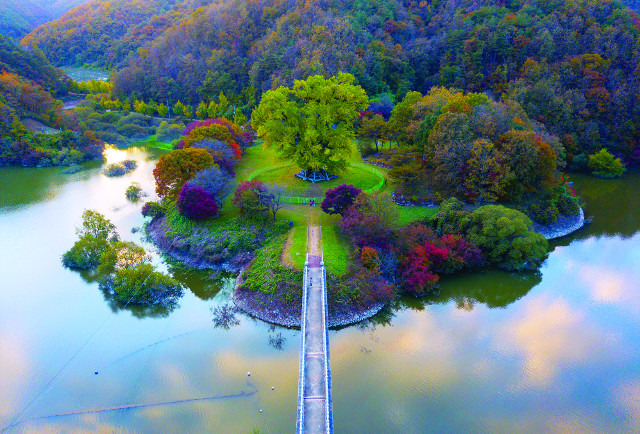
[153,148,214,200]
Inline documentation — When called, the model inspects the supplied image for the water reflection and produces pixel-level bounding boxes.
[211,303,240,330]
[267,325,286,350]
[169,266,236,301]
[98,287,182,319]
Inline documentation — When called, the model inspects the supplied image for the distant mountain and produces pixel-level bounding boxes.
[0,0,87,39]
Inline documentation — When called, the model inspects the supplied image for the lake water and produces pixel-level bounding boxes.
[1,147,639,432]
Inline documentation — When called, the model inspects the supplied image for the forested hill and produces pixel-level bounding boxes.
[0,0,86,39]
[23,0,640,158]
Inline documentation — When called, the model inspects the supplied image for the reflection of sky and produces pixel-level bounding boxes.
[2,153,640,432]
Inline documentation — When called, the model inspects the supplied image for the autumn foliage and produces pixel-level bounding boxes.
[153,148,214,200]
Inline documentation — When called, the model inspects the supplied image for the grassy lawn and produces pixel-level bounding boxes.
[321,223,350,276]
[284,226,308,270]
[396,205,439,226]
[252,164,383,198]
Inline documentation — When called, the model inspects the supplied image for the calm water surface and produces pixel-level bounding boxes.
[1,148,639,432]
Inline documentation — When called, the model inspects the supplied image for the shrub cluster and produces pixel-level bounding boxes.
[104,159,137,177]
[331,192,549,296]
[125,182,143,201]
[588,149,625,179]
[62,210,182,306]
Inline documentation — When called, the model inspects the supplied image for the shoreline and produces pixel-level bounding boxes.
[232,263,387,328]
[534,207,585,240]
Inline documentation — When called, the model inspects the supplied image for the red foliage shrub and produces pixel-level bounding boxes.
[361,246,379,269]
[401,242,449,295]
[339,207,395,249]
[321,184,362,215]
[440,234,484,272]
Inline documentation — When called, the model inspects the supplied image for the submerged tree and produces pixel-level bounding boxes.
[252,73,368,181]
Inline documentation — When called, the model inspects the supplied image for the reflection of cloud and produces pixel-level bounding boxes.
[495,296,608,387]
[615,378,640,428]
[0,330,31,426]
[579,265,625,303]
[559,234,640,312]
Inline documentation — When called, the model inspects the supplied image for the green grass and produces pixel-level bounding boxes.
[321,223,350,276]
[396,206,439,226]
[288,226,308,270]
[252,164,383,198]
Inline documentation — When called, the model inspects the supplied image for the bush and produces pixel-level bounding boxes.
[232,180,268,217]
[177,183,219,220]
[142,201,165,219]
[156,121,184,142]
[117,123,150,139]
[104,160,137,176]
[427,197,472,235]
[62,234,111,270]
[556,191,580,216]
[321,184,362,215]
[361,246,379,269]
[117,112,151,127]
[588,149,625,179]
[125,182,143,201]
[528,202,559,225]
[466,205,548,271]
[153,148,214,199]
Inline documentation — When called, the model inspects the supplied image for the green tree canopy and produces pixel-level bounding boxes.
[252,72,368,174]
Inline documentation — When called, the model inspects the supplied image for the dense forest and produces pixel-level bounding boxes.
[0,0,86,38]
[22,0,640,164]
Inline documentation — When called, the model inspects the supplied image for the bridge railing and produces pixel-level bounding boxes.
[296,228,310,433]
[321,260,333,433]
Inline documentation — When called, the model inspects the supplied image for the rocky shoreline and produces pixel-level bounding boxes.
[234,292,387,328]
[533,207,585,240]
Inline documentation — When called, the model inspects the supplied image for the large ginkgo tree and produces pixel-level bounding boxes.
[251,73,368,181]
